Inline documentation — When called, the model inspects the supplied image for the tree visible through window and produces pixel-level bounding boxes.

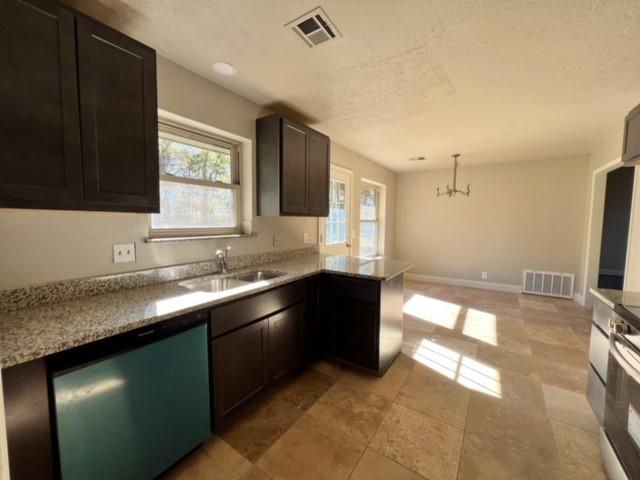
[359,184,379,257]
[150,128,240,234]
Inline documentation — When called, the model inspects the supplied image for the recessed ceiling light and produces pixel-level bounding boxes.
[211,62,237,76]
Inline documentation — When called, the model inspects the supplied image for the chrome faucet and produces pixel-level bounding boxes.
[215,246,231,274]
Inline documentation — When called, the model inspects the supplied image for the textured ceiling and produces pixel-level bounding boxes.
[67,0,640,171]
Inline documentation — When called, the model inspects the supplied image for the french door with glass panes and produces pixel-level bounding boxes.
[319,167,352,255]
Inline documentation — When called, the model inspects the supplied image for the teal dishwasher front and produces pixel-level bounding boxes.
[52,319,210,480]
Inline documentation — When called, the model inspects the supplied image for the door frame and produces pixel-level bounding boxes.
[319,164,353,256]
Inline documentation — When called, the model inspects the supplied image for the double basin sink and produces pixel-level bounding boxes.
[179,270,285,293]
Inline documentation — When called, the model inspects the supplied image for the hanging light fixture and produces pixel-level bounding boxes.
[437,153,471,197]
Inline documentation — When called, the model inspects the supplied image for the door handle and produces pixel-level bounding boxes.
[610,335,640,384]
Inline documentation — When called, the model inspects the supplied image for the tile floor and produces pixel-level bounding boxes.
[162,281,606,480]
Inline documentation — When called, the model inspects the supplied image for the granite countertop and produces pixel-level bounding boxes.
[590,287,640,310]
[0,254,412,368]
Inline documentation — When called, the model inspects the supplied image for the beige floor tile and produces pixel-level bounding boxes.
[163,437,251,480]
[525,324,583,349]
[497,369,547,413]
[403,313,440,333]
[396,370,470,429]
[427,333,479,357]
[551,420,607,480]
[531,357,588,394]
[340,365,409,400]
[458,432,562,480]
[273,368,337,411]
[307,381,391,443]
[542,384,599,433]
[370,403,463,480]
[391,352,416,371]
[530,340,589,370]
[519,297,560,312]
[466,394,558,463]
[476,345,534,377]
[219,396,303,462]
[492,334,533,356]
[256,414,364,480]
[350,449,424,480]
[240,466,272,480]
[310,358,349,380]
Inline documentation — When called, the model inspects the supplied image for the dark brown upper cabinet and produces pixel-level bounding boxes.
[0,0,83,207]
[77,16,159,211]
[0,0,159,212]
[622,103,640,166]
[257,114,330,217]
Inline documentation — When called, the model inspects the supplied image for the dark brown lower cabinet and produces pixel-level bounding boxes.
[211,318,269,426]
[333,297,379,371]
[269,302,307,382]
[321,274,404,375]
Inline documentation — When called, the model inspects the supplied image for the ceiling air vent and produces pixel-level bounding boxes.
[286,7,341,47]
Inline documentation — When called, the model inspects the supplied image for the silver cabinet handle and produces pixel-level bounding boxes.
[610,335,640,384]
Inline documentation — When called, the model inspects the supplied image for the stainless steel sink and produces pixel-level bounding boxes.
[179,277,250,293]
[231,270,285,282]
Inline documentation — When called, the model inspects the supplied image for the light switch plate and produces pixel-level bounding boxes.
[302,232,309,244]
[273,234,280,248]
[113,243,136,264]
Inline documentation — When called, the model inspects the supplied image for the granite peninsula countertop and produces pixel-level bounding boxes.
[590,287,640,310]
[0,254,413,368]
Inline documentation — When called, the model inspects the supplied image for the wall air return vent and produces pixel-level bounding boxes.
[286,7,341,47]
[522,270,575,299]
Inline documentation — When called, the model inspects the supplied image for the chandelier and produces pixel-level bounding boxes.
[436,153,470,197]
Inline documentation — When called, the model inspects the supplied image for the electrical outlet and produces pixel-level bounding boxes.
[273,234,280,248]
[302,232,309,244]
[113,243,136,263]
[481,272,488,280]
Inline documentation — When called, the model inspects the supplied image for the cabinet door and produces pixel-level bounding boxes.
[269,302,307,381]
[211,319,269,426]
[0,0,82,207]
[332,297,379,370]
[280,119,308,214]
[76,16,159,212]
[308,132,330,216]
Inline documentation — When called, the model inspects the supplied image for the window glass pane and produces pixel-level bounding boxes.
[360,186,377,221]
[159,136,232,183]
[326,178,347,245]
[151,181,235,229]
[360,221,377,257]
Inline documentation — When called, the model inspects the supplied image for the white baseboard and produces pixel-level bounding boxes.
[405,273,522,294]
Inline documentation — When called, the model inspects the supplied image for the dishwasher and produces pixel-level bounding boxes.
[50,311,211,480]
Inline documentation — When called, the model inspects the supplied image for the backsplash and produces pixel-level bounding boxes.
[0,246,317,313]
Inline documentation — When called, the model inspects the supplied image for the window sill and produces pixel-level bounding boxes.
[145,232,257,243]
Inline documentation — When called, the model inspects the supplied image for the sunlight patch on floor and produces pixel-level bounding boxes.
[411,339,502,398]
[462,308,498,346]
[403,294,461,329]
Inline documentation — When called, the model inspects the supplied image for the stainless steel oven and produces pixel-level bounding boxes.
[605,306,640,480]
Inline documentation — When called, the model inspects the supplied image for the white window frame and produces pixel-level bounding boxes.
[149,121,242,239]
[359,182,380,257]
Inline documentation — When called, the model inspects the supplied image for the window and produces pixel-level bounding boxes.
[326,178,348,244]
[150,123,240,236]
[359,183,379,257]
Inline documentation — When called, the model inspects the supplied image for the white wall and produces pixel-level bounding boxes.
[396,156,590,287]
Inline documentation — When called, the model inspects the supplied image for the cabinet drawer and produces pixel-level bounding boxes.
[593,299,613,334]
[328,276,379,304]
[588,324,609,382]
[586,366,606,426]
[210,281,307,337]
